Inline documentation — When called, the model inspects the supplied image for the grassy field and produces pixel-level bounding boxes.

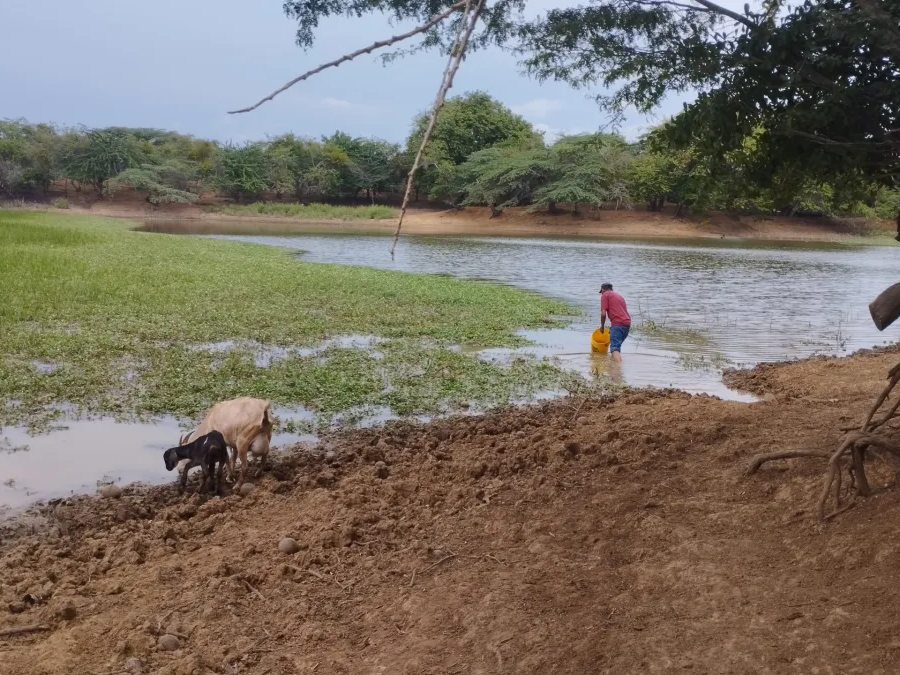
[205,202,397,220]
[0,210,582,432]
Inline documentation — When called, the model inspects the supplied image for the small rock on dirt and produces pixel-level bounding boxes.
[56,602,77,621]
[278,538,301,555]
[238,483,255,497]
[158,634,181,652]
[374,461,389,479]
[124,657,144,674]
[99,485,123,499]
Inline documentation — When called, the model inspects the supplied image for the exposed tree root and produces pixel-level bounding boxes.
[744,450,831,476]
[746,358,900,522]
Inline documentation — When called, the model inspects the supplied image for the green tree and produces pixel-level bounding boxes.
[265,141,295,197]
[0,119,67,196]
[458,147,555,215]
[438,133,633,216]
[530,134,633,214]
[405,91,542,199]
[215,143,269,203]
[268,134,351,201]
[283,0,900,226]
[106,160,200,205]
[0,160,23,197]
[64,128,143,195]
[407,91,540,166]
[187,139,219,177]
[330,135,400,203]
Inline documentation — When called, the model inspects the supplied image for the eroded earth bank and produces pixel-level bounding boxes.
[3,346,900,674]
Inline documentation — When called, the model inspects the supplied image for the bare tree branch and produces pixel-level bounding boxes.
[691,0,756,28]
[390,0,486,258]
[635,0,725,14]
[228,1,468,114]
[776,128,899,150]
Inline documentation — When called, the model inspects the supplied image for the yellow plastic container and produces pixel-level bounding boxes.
[591,328,610,353]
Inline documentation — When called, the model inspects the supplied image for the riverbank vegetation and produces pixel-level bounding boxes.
[206,202,396,220]
[2,87,897,224]
[271,0,900,236]
[0,210,586,432]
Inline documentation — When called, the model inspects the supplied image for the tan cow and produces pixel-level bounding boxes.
[180,397,275,490]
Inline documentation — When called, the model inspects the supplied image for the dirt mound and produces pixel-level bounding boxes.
[723,342,900,399]
[4,352,900,674]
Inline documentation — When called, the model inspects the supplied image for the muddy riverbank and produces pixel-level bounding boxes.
[71,198,896,243]
[4,344,900,674]
[6,209,900,509]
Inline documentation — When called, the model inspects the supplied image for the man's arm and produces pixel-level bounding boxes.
[600,294,608,331]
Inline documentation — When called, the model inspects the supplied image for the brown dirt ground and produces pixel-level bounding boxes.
[5,347,900,675]
[39,187,893,243]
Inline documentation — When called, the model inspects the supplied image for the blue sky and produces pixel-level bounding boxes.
[0,0,737,145]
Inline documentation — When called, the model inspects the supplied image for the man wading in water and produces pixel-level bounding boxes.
[600,283,631,362]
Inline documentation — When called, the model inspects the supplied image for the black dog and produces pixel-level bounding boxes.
[163,430,228,494]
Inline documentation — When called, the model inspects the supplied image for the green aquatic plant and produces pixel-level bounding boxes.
[0,210,575,432]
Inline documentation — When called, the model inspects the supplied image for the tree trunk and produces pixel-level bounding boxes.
[489,205,502,219]
[370,189,375,206]
[548,200,558,214]
[788,200,799,217]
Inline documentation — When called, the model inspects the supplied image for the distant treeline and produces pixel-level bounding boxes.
[2,91,897,220]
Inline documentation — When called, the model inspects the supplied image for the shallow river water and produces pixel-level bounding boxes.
[215,230,900,394]
[2,223,898,508]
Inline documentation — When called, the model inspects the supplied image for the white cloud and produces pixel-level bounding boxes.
[534,122,590,143]
[322,97,353,109]
[511,98,563,119]
[619,123,649,141]
[321,97,376,112]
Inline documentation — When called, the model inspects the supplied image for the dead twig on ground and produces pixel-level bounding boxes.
[0,625,50,637]
[240,578,267,602]
[290,565,350,592]
[823,500,856,521]
[570,396,588,424]
[410,554,458,587]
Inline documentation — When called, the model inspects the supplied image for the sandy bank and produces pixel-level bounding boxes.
[70,199,896,244]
